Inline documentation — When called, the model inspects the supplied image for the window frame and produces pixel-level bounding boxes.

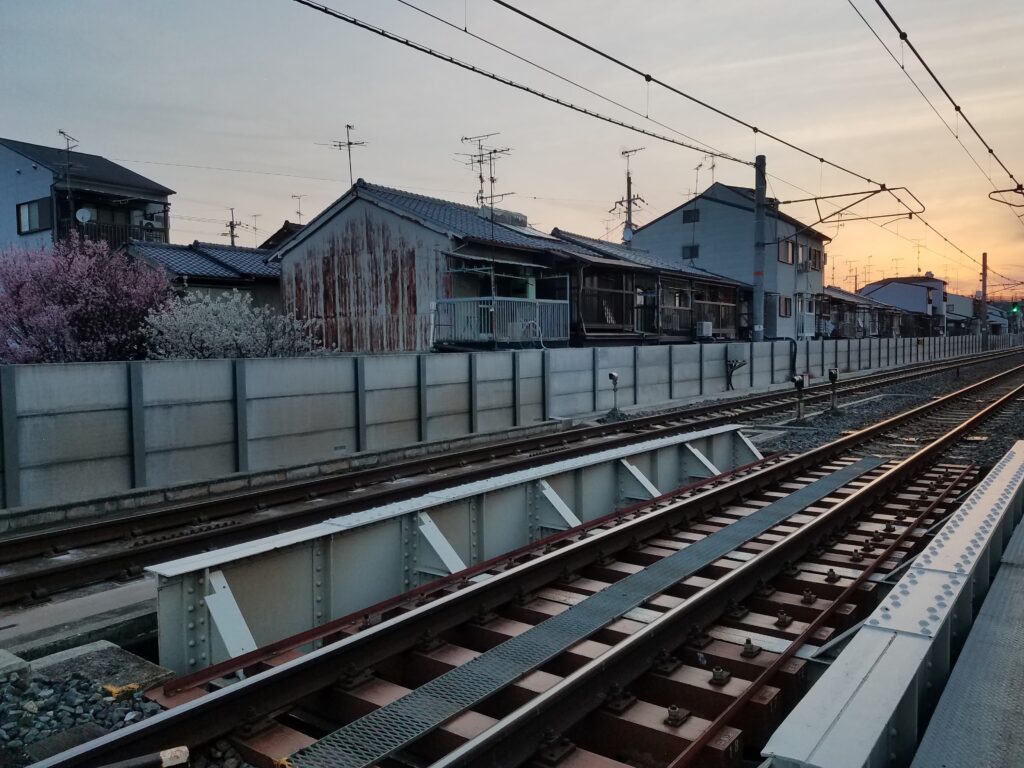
[681,244,700,260]
[16,197,53,235]
[682,208,700,224]
[779,296,793,317]
[778,241,795,265]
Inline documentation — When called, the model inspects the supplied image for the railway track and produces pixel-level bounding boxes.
[34,360,1024,768]
[1,348,1020,607]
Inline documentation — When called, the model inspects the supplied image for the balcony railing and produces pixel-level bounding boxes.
[435,297,570,344]
[58,220,168,248]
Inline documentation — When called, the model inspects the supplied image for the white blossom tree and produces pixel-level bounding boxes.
[145,290,323,359]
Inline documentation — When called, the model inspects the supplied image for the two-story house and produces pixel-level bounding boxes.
[0,137,174,251]
[630,182,830,339]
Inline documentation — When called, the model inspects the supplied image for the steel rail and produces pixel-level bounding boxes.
[31,362,1024,768]
[1,348,1016,607]
[666,463,975,767]
[434,372,1024,767]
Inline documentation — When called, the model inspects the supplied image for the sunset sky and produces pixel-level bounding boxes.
[4,1,1023,297]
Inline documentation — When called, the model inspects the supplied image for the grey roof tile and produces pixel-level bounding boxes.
[0,137,174,197]
[128,240,280,281]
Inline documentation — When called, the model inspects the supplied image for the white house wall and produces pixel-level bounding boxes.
[632,193,824,339]
[279,197,451,352]
[0,145,54,250]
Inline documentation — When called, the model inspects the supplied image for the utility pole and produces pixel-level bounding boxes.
[317,125,367,187]
[610,147,645,243]
[981,251,989,347]
[224,207,240,246]
[291,194,305,224]
[752,154,766,342]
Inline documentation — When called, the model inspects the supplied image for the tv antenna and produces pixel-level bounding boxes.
[317,124,367,186]
[458,132,512,209]
[250,213,261,247]
[291,194,306,224]
[610,147,645,242]
[58,129,79,214]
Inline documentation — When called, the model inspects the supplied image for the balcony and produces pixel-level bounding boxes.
[58,219,168,249]
[435,297,570,345]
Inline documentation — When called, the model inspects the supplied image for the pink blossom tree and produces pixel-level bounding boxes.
[0,234,170,363]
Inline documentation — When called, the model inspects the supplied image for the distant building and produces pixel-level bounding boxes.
[818,285,903,338]
[860,273,947,336]
[549,229,748,342]
[944,292,979,336]
[267,180,748,353]
[259,220,304,250]
[126,240,281,309]
[631,182,830,339]
[0,137,173,251]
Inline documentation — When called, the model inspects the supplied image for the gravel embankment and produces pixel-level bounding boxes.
[767,358,1024,457]
[0,672,251,768]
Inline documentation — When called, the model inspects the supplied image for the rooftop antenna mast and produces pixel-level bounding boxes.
[250,213,261,247]
[57,129,78,218]
[317,124,367,187]
[291,194,306,224]
[459,133,512,210]
[610,147,645,243]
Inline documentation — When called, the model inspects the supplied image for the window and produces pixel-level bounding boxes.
[809,248,823,270]
[779,297,793,317]
[798,244,807,265]
[682,244,699,259]
[682,208,700,224]
[16,197,52,235]
[778,241,794,264]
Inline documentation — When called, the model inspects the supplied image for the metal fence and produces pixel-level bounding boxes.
[435,297,570,343]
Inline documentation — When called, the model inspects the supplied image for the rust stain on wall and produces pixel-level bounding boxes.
[281,205,442,352]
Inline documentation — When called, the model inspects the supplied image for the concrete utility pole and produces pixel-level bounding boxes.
[981,251,989,347]
[224,207,239,247]
[752,154,767,342]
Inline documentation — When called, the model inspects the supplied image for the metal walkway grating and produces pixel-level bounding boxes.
[911,518,1024,768]
[289,457,884,768]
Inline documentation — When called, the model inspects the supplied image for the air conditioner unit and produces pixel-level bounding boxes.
[696,321,713,338]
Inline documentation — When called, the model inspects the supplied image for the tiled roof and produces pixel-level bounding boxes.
[0,137,174,197]
[634,181,830,243]
[552,229,749,287]
[127,240,280,281]
[824,285,897,309]
[357,181,573,253]
[192,242,280,278]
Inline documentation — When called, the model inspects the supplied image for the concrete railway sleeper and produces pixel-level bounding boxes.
[29,362,1024,768]
[1,347,1020,607]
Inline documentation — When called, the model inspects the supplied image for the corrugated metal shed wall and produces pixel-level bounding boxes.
[280,199,450,352]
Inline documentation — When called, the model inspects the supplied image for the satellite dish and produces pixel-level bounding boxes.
[75,208,92,223]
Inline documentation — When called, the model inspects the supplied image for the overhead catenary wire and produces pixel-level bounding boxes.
[393,0,726,159]
[487,0,1015,281]
[846,0,1024,230]
[488,0,882,187]
[870,0,1020,190]
[286,0,749,167]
